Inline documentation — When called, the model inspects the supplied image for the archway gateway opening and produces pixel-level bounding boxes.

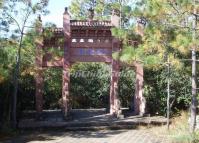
[70,63,110,109]
[43,68,62,110]
[35,7,145,119]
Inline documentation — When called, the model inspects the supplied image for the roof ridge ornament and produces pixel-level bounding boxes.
[88,8,94,21]
[38,14,42,22]
[64,7,69,15]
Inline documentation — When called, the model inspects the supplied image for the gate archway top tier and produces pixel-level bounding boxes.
[43,20,113,36]
[43,20,114,46]
[41,8,121,66]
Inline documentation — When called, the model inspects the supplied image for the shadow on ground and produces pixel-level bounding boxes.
[2,130,128,143]
[1,109,168,143]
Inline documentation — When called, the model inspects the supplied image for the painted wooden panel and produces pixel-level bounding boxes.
[70,48,112,56]
[70,55,112,63]
[71,41,112,48]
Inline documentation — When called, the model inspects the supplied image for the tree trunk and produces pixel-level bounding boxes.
[190,49,197,132]
[11,34,23,129]
[167,58,170,130]
[190,1,197,132]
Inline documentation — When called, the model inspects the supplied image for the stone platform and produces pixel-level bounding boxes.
[18,109,168,130]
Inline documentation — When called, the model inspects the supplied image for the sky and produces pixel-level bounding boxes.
[42,0,71,27]
[0,0,72,37]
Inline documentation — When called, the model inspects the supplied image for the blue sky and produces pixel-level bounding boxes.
[42,0,71,27]
[0,0,71,37]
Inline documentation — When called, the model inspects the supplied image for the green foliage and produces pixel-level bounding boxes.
[0,0,49,129]
[144,67,191,115]
[111,28,129,41]
[128,0,199,70]
[69,0,108,20]
[70,63,110,108]
[118,67,135,108]
[70,63,136,108]
[13,63,135,110]
[43,68,62,109]
[69,0,133,22]
[0,39,17,81]
[0,43,16,128]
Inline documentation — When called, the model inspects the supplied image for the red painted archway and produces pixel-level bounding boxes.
[35,8,145,119]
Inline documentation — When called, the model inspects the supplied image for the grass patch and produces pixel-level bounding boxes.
[168,112,199,143]
[150,112,199,143]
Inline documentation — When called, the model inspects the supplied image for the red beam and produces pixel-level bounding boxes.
[71,41,112,48]
[70,55,112,63]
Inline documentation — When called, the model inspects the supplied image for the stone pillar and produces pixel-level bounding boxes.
[35,15,44,117]
[134,62,145,115]
[134,18,145,116]
[62,62,70,118]
[111,10,120,27]
[110,9,121,116]
[62,7,71,118]
[110,39,121,116]
[110,60,120,116]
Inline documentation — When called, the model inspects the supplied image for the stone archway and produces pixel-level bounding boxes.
[35,7,145,119]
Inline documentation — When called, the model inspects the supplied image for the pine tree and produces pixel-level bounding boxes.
[132,0,199,132]
[0,0,49,129]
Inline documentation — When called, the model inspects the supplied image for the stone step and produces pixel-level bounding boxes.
[18,123,139,131]
[18,118,167,130]
[18,109,168,131]
[57,125,138,131]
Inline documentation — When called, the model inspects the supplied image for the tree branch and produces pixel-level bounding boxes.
[5,12,22,34]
